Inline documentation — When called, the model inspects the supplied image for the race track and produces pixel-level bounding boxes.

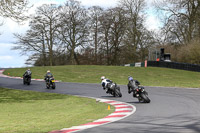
[0,75,200,133]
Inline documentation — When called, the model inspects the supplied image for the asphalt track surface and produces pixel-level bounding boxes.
[0,76,200,133]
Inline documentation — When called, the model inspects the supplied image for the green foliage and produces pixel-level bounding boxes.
[0,88,114,133]
[4,65,200,88]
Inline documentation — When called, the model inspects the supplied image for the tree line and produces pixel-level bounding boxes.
[12,0,156,66]
[1,0,200,66]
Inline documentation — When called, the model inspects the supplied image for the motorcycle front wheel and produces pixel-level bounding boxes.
[46,83,50,89]
[115,88,122,97]
[140,93,150,103]
[52,82,56,89]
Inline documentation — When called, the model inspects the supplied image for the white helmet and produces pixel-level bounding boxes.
[101,76,105,80]
[47,70,50,73]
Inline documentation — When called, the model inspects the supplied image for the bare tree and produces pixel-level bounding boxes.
[35,4,60,66]
[59,0,89,65]
[99,10,113,65]
[88,6,103,64]
[120,0,152,62]
[13,4,60,66]
[0,0,30,23]
[154,0,200,44]
[109,7,127,65]
[153,0,200,64]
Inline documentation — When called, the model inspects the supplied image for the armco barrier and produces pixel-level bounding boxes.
[147,61,200,72]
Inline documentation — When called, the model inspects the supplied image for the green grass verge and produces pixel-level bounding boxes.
[0,88,114,133]
[3,65,200,88]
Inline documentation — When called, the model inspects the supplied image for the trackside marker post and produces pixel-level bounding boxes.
[108,105,111,110]
[145,60,147,67]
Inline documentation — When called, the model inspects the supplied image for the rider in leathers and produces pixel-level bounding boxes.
[101,76,114,93]
[127,76,139,97]
[44,70,53,82]
[23,69,32,78]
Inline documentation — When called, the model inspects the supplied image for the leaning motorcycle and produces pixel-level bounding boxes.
[129,80,150,103]
[106,83,122,97]
[46,77,56,89]
[23,74,31,85]
[135,86,150,103]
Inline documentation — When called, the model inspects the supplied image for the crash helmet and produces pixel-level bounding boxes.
[128,76,133,81]
[101,76,105,80]
[47,70,50,73]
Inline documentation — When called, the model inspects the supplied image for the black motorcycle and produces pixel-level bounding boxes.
[46,77,56,89]
[128,80,150,103]
[135,86,150,103]
[23,74,31,85]
[106,83,122,97]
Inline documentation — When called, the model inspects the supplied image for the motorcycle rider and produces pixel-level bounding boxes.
[101,76,113,93]
[23,68,32,78]
[44,70,53,82]
[127,76,139,97]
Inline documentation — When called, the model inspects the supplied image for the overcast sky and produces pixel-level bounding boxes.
[0,0,160,68]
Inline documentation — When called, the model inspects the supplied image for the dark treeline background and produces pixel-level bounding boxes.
[12,0,200,66]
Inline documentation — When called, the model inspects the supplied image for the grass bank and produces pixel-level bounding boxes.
[0,88,114,133]
[3,65,200,88]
